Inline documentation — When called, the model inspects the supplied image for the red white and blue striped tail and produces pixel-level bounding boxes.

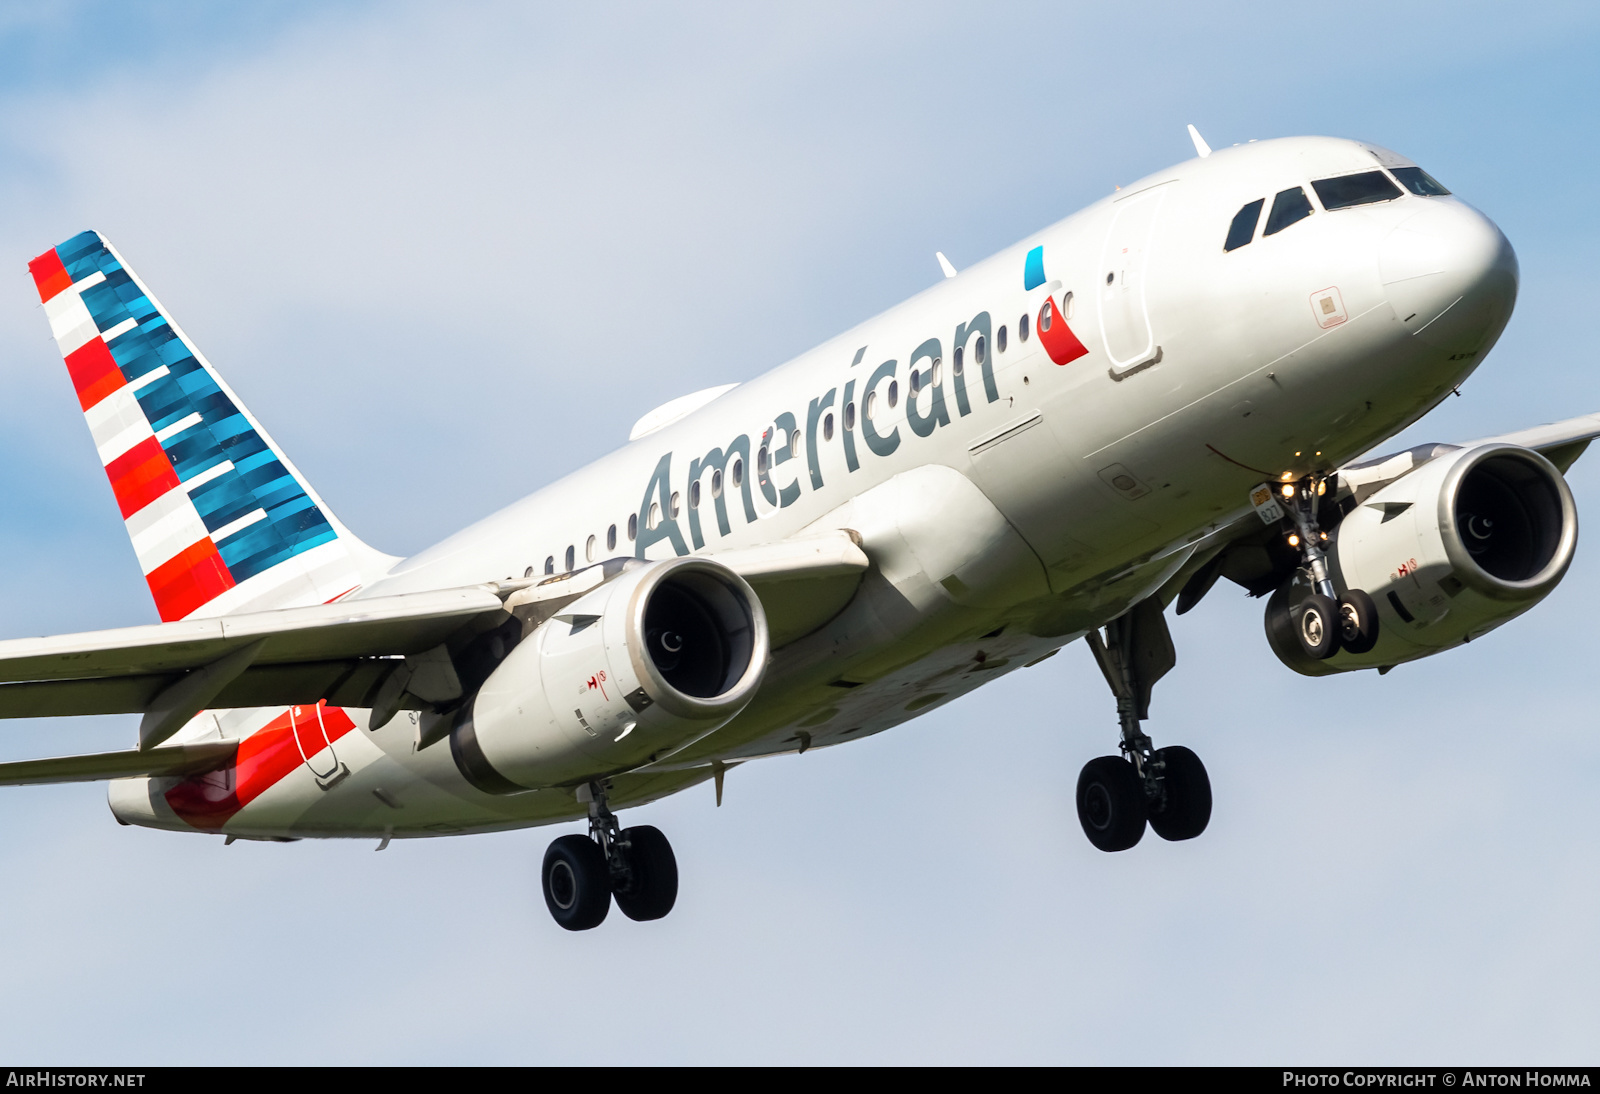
[29,231,396,621]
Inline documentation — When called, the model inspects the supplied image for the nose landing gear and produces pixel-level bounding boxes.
[1265,476,1380,661]
[1078,598,1212,852]
[539,781,679,931]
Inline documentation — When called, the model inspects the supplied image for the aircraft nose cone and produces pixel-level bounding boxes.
[1380,199,1518,352]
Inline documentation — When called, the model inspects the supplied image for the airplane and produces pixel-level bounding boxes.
[2,128,1590,932]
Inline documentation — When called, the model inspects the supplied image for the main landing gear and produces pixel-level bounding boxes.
[540,781,678,931]
[1263,476,1380,662]
[1078,598,1212,852]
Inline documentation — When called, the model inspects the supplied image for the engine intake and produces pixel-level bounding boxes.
[451,556,768,792]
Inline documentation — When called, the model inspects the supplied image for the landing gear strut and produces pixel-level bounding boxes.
[1079,598,1212,852]
[540,781,679,931]
[1266,476,1379,661]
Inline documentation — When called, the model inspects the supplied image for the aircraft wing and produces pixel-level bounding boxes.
[1465,411,1600,472]
[0,585,511,746]
[0,529,871,760]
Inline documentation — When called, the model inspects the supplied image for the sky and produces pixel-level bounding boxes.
[0,0,1596,1064]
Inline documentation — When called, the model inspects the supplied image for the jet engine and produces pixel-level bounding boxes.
[450,556,768,792]
[1267,443,1577,675]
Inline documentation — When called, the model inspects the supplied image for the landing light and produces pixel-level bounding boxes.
[1288,534,1301,547]
[1280,484,1295,498]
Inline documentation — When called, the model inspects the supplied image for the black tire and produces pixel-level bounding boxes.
[1147,745,1212,841]
[1076,755,1148,852]
[1296,593,1341,659]
[1337,589,1380,655]
[542,834,611,931]
[613,825,678,922]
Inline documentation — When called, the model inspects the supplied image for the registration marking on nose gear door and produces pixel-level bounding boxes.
[1311,287,1348,330]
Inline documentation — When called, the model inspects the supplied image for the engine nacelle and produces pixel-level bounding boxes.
[451,556,768,791]
[1268,443,1577,675]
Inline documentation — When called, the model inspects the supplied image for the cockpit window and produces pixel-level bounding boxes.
[1391,166,1451,196]
[1311,170,1402,210]
[1263,186,1313,236]
[1224,198,1264,252]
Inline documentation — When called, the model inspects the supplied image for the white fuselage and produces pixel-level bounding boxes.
[110,135,1518,839]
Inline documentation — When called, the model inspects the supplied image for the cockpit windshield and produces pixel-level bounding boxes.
[1391,166,1451,196]
[1311,171,1402,210]
[1263,187,1313,236]
[1224,198,1264,252]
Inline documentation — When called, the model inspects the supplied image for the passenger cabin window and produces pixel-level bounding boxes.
[1019,313,1030,342]
[823,412,835,441]
[1264,187,1314,236]
[1225,198,1265,251]
[607,524,617,550]
[627,513,637,541]
[564,545,575,571]
[544,556,554,575]
[585,535,596,562]
[1391,166,1450,196]
[690,480,701,508]
[997,325,1008,353]
[1312,170,1402,210]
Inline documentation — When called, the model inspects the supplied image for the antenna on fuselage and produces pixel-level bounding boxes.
[936,251,957,279]
[1187,124,1212,159]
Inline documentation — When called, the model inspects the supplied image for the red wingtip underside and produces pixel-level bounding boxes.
[28,249,72,303]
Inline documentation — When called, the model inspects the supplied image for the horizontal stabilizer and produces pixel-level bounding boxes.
[0,740,236,787]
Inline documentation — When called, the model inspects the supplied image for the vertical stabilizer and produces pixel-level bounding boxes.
[29,231,396,621]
